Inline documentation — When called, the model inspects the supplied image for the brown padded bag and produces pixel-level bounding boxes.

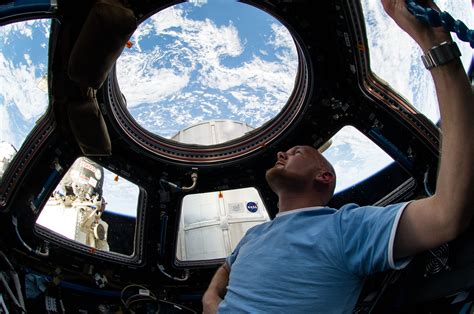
[68,0,137,89]
[67,86,112,156]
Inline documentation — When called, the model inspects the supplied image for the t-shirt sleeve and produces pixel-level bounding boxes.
[338,202,412,277]
[225,224,259,268]
[226,238,244,267]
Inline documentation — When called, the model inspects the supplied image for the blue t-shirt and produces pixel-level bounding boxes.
[218,203,411,314]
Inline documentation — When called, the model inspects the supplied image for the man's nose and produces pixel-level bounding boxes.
[277,151,287,160]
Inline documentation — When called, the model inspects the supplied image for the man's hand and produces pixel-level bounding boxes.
[381,0,451,50]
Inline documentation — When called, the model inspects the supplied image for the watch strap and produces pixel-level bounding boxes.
[421,41,461,70]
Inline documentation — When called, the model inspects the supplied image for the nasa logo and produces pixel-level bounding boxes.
[246,202,258,213]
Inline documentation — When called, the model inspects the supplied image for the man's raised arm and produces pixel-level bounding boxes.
[202,263,230,314]
[380,0,474,259]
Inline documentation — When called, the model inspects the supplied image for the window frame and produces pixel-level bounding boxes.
[33,158,148,266]
[174,186,271,267]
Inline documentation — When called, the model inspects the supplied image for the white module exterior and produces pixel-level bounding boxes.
[172,120,269,261]
[36,199,78,240]
[176,188,270,261]
[171,120,254,145]
[37,199,110,251]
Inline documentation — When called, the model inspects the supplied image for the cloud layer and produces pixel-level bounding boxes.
[323,126,393,193]
[322,0,474,194]
[0,20,49,149]
[1,1,472,199]
[362,0,474,123]
[116,3,298,138]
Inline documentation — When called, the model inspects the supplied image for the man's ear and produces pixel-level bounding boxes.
[315,171,335,185]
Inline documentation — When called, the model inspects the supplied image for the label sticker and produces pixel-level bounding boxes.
[229,202,244,213]
[88,177,98,188]
[246,202,258,213]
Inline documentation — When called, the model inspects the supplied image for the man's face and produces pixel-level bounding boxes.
[265,145,328,193]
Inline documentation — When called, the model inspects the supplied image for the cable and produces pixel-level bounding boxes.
[125,294,157,308]
[120,284,156,308]
[10,271,25,310]
[160,170,199,193]
[0,273,25,312]
[157,264,190,282]
[160,178,181,191]
[12,216,49,257]
[0,251,14,271]
[120,284,197,313]
[0,251,25,311]
[423,168,434,197]
[181,172,198,192]
[126,296,155,308]
[158,299,197,314]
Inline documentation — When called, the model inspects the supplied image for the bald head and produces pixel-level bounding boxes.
[266,145,337,205]
[305,146,337,197]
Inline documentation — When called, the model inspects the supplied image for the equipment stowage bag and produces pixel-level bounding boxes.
[68,0,137,89]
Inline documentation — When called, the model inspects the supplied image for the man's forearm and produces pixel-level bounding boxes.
[202,263,230,313]
[384,0,474,258]
[429,56,474,233]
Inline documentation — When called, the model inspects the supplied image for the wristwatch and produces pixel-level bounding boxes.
[421,41,462,70]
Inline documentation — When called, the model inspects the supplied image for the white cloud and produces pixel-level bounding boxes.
[0,141,16,158]
[189,0,208,7]
[0,52,48,121]
[0,20,50,149]
[117,4,298,136]
[0,105,16,146]
[362,0,473,124]
[24,53,32,66]
[329,0,474,192]
[129,21,153,53]
[324,126,393,193]
[268,23,296,51]
[0,20,35,41]
[117,53,190,107]
[39,19,51,39]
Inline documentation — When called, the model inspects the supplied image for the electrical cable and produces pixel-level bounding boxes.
[120,284,156,308]
[423,168,434,197]
[0,251,26,311]
[120,284,197,313]
[0,273,25,312]
[160,170,198,193]
[157,264,190,282]
[0,252,14,271]
[160,178,181,191]
[12,216,49,257]
[126,296,156,309]
[181,172,198,192]
[11,271,25,310]
[157,298,197,314]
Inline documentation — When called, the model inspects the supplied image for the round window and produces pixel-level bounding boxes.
[115,0,298,146]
